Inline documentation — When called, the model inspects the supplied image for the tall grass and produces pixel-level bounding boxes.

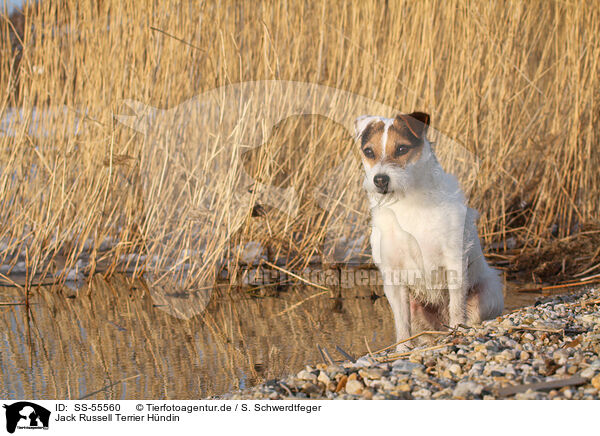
[0,0,598,289]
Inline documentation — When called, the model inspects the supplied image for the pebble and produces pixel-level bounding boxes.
[297,369,317,383]
[581,367,598,378]
[354,356,376,368]
[592,374,600,390]
[359,367,385,380]
[317,371,331,385]
[301,382,321,395]
[392,360,424,373]
[413,388,432,399]
[345,379,364,395]
[453,381,484,398]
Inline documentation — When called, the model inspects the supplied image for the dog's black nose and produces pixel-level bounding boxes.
[373,174,390,192]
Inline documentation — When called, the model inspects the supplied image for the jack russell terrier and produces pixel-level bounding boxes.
[355,112,504,350]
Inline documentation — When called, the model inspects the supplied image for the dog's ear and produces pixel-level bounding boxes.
[395,112,430,139]
[354,115,379,141]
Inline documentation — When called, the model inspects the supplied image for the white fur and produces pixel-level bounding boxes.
[356,115,504,350]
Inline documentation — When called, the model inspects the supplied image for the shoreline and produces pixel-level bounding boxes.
[219,288,600,399]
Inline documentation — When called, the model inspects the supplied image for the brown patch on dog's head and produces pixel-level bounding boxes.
[396,112,430,139]
[355,112,430,169]
[384,112,430,168]
[356,119,385,169]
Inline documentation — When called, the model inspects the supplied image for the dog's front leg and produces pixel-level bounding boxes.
[383,279,411,351]
[445,259,468,328]
[449,288,467,328]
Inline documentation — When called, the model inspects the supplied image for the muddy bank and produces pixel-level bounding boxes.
[220,288,600,399]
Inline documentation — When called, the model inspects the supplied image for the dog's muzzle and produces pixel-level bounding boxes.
[373,173,390,194]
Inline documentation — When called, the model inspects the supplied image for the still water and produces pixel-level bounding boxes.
[0,275,540,399]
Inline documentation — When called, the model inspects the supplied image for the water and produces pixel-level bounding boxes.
[0,275,545,399]
[2,0,25,15]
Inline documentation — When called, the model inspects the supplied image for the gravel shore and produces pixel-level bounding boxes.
[222,288,600,399]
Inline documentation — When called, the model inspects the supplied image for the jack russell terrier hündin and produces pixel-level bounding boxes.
[355,112,504,350]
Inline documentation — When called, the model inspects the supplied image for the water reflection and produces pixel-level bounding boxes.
[0,275,393,399]
[0,275,547,399]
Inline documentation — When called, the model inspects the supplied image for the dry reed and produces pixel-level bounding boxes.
[0,1,598,290]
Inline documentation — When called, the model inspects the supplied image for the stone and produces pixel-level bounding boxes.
[515,390,539,400]
[453,381,483,398]
[354,356,376,368]
[589,359,600,369]
[591,374,600,390]
[412,388,432,398]
[396,383,411,392]
[317,371,331,385]
[392,360,424,373]
[301,382,321,395]
[326,364,344,375]
[430,388,450,399]
[581,367,598,379]
[345,379,364,395]
[448,363,462,376]
[495,350,516,361]
[335,375,348,393]
[297,369,317,383]
[553,350,568,365]
[359,367,385,380]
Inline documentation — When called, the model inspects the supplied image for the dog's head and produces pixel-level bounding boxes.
[355,112,430,195]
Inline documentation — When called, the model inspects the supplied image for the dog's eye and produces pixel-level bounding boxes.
[363,147,375,159]
[394,145,409,157]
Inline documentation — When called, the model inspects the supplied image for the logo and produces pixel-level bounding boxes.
[2,402,50,434]
[115,80,478,318]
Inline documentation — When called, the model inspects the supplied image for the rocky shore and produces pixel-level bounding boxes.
[222,288,600,399]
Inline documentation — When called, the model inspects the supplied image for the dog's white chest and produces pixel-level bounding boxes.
[369,199,452,273]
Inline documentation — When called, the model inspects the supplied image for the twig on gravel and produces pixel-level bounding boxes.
[317,344,328,365]
[510,326,564,334]
[576,297,600,308]
[374,331,449,354]
[378,343,450,362]
[322,347,336,365]
[279,381,293,397]
[573,262,600,278]
[515,277,600,294]
[495,375,588,397]
[364,336,375,358]
[335,345,356,363]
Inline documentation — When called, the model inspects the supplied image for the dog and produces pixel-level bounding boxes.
[355,111,504,350]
